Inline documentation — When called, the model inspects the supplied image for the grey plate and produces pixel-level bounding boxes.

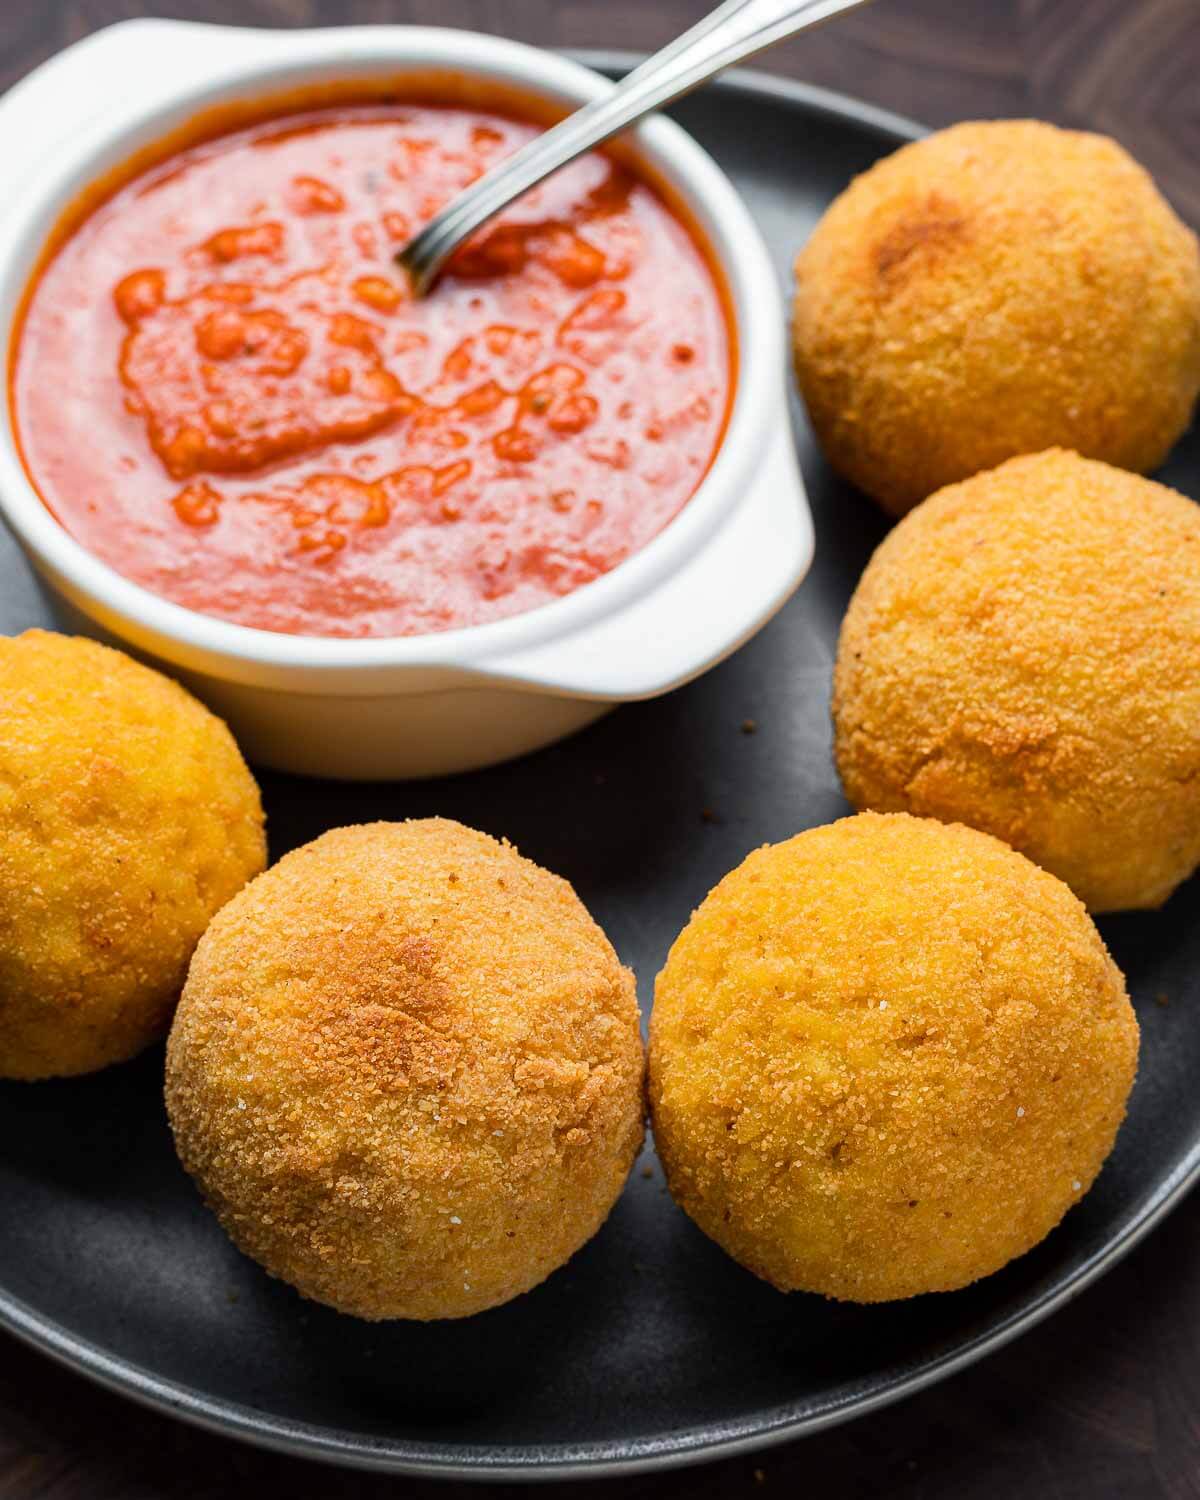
[0,55,1198,1483]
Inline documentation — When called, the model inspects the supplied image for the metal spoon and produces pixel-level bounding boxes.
[396,0,875,294]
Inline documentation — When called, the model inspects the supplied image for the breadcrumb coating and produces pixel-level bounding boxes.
[648,813,1138,1302]
[165,819,645,1321]
[0,630,265,1079]
[834,450,1200,912]
[793,120,1200,515]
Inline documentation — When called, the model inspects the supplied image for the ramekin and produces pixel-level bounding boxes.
[0,20,813,779]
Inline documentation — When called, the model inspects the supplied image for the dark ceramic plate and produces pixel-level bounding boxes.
[1,54,1198,1483]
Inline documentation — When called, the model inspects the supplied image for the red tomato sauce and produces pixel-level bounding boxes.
[12,102,732,638]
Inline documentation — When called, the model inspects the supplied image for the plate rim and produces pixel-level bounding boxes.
[2,54,1194,1483]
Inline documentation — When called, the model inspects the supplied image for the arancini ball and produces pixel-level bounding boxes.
[0,630,266,1080]
[165,819,645,1321]
[648,812,1138,1303]
[833,450,1200,912]
[793,120,1200,515]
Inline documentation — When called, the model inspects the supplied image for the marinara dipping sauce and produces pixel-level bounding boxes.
[12,100,732,638]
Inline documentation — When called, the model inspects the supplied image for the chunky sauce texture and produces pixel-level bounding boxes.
[13,104,731,637]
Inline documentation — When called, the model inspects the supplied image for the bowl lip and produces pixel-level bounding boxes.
[0,22,786,681]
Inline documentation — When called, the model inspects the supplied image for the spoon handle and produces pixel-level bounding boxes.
[398,0,874,293]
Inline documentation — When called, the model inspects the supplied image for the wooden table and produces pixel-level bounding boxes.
[2,3,1198,1496]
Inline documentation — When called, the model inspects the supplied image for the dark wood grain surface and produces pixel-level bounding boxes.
[2,3,1198,1497]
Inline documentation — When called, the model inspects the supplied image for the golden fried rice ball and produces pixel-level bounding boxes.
[649,813,1138,1303]
[165,819,645,1321]
[834,450,1200,912]
[0,630,265,1080]
[793,120,1200,515]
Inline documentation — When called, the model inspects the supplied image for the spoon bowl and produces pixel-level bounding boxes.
[397,0,874,294]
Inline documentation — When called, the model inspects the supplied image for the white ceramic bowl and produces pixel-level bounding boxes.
[0,20,812,779]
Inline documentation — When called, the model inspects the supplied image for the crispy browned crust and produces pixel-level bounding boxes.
[792,120,1200,515]
[833,449,1200,912]
[0,630,266,1079]
[648,812,1138,1303]
[165,819,645,1321]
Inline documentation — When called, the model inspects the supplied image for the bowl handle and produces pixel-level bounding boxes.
[0,21,243,201]
[477,422,814,701]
